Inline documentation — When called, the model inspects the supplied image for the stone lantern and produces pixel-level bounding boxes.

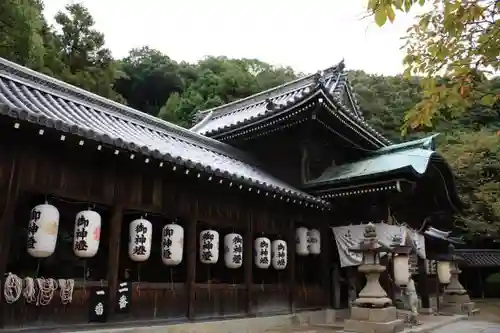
[391,235,412,287]
[391,235,419,325]
[440,244,476,315]
[344,223,404,333]
[436,246,452,285]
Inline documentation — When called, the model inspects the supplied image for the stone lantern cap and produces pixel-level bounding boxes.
[349,222,392,254]
[390,234,413,255]
[434,244,466,263]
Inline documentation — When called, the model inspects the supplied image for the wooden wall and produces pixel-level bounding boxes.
[0,119,330,329]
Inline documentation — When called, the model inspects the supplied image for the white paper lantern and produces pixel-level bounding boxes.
[308,229,321,255]
[224,233,243,269]
[437,260,451,284]
[162,223,184,265]
[200,230,219,264]
[27,203,60,258]
[254,237,271,269]
[393,254,411,286]
[73,210,101,258]
[272,240,288,270]
[128,218,152,262]
[296,227,309,256]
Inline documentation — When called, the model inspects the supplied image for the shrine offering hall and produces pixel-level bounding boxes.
[0,57,462,330]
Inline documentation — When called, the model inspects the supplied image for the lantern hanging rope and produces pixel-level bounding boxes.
[82,261,87,296]
[207,263,211,300]
[4,273,22,304]
[301,261,307,300]
[58,278,74,304]
[36,277,58,306]
[35,259,41,277]
[23,277,37,304]
[169,268,175,296]
[136,264,142,296]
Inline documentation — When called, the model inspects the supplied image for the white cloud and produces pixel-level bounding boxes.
[42,0,422,75]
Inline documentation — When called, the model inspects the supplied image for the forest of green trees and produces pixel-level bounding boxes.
[2,0,500,237]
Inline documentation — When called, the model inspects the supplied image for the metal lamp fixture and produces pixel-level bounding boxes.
[391,235,413,287]
[436,244,455,284]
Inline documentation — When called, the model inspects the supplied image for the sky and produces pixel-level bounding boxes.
[42,0,423,76]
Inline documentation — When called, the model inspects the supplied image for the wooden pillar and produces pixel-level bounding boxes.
[106,204,124,316]
[478,269,484,299]
[186,216,197,319]
[0,147,23,327]
[288,220,296,313]
[244,208,253,314]
[332,264,341,309]
[320,223,331,308]
[417,257,430,309]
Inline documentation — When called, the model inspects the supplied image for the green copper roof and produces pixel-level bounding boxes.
[376,134,439,153]
[305,135,440,187]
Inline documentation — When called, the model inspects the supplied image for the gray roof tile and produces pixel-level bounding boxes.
[0,57,326,206]
[191,60,391,145]
[455,249,500,267]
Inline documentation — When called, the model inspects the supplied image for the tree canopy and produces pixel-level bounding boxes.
[1,0,499,237]
[367,0,500,134]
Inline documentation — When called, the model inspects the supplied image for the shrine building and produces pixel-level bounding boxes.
[0,57,464,330]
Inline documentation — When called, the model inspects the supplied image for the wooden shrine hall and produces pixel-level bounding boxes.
[0,57,463,330]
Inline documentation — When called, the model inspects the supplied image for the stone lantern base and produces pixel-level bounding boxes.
[440,293,476,316]
[440,268,477,316]
[344,306,404,333]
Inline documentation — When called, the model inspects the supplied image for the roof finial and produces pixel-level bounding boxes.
[265,98,275,111]
[338,58,345,71]
[313,72,324,86]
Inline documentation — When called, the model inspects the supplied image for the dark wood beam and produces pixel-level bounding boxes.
[245,208,253,314]
[0,147,23,327]
[418,257,430,309]
[320,222,331,308]
[288,220,296,313]
[106,161,126,317]
[106,204,124,317]
[186,198,197,320]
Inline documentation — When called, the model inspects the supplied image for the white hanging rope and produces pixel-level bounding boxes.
[23,277,37,304]
[58,279,75,304]
[3,273,22,304]
[36,277,58,306]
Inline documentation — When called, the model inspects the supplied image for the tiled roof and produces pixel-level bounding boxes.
[455,249,500,267]
[0,57,326,206]
[191,69,331,135]
[191,61,391,146]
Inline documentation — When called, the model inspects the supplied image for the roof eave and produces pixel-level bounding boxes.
[1,104,330,208]
[199,88,323,139]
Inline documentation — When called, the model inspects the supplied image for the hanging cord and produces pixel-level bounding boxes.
[136,264,141,296]
[82,261,88,297]
[4,273,22,304]
[36,277,58,306]
[207,266,211,301]
[301,261,307,300]
[58,279,75,304]
[169,269,175,297]
[23,277,37,304]
[35,260,41,278]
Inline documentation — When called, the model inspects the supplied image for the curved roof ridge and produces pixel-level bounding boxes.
[192,60,346,122]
